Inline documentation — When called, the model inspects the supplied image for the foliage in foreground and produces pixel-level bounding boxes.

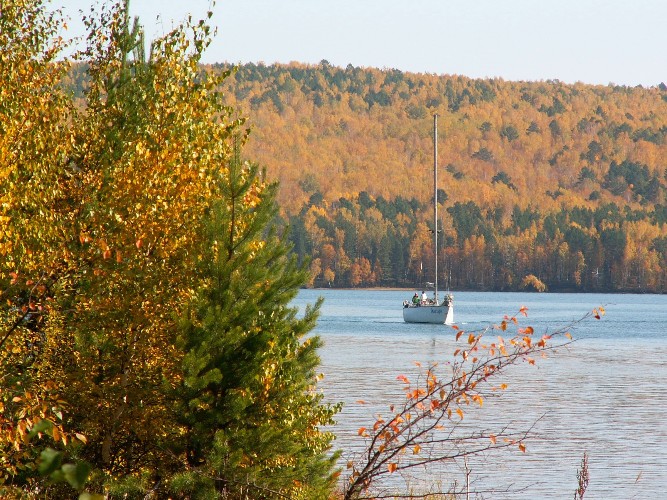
[0,0,338,498]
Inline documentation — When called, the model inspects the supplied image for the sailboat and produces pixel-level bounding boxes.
[403,114,454,325]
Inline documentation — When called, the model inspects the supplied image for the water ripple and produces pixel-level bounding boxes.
[295,290,667,499]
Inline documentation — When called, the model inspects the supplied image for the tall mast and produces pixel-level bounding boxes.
[433,114,438,304]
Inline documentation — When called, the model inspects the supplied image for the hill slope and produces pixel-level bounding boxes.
[208,62,667,292]
[216,61,666,216]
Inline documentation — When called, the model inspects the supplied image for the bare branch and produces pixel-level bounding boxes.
[343,306,605,499]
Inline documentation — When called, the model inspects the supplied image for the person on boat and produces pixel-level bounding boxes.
[412,293,420,305]
[421,291,428,304]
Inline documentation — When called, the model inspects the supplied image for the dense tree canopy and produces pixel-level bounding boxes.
[285,190,667,292]
[197,62,666,292]
[0,1,337,497]
[0,0,75,479]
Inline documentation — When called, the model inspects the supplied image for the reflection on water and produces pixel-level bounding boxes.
[293,290,667,499]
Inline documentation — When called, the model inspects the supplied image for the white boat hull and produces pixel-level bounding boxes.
[403,303,454,324]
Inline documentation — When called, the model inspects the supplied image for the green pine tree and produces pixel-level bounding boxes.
[171,138,341,499]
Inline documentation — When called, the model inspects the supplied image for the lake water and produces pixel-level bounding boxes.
[292,289,667,499]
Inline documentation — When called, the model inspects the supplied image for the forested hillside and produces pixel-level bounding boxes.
[213,62,667,292]
[66,61,667,292]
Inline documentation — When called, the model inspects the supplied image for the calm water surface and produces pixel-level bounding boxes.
[292,290,667,499]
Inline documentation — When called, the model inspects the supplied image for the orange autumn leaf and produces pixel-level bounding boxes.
[594,306,605,319]
[388,463,398,474]
[489,434,496,445]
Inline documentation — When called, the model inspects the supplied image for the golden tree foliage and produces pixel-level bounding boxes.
[195,62,667,291]
[213,63,666,216]
[3,3,339,497]
[52,1,243,478]
[0,0,76,478]
[521,274,548,292]
[1,0,242,490]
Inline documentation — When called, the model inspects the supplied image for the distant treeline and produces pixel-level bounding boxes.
[63,61,667,291]
[284,190,667,292]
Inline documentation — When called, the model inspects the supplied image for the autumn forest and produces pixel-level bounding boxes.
[200,62,666,292]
